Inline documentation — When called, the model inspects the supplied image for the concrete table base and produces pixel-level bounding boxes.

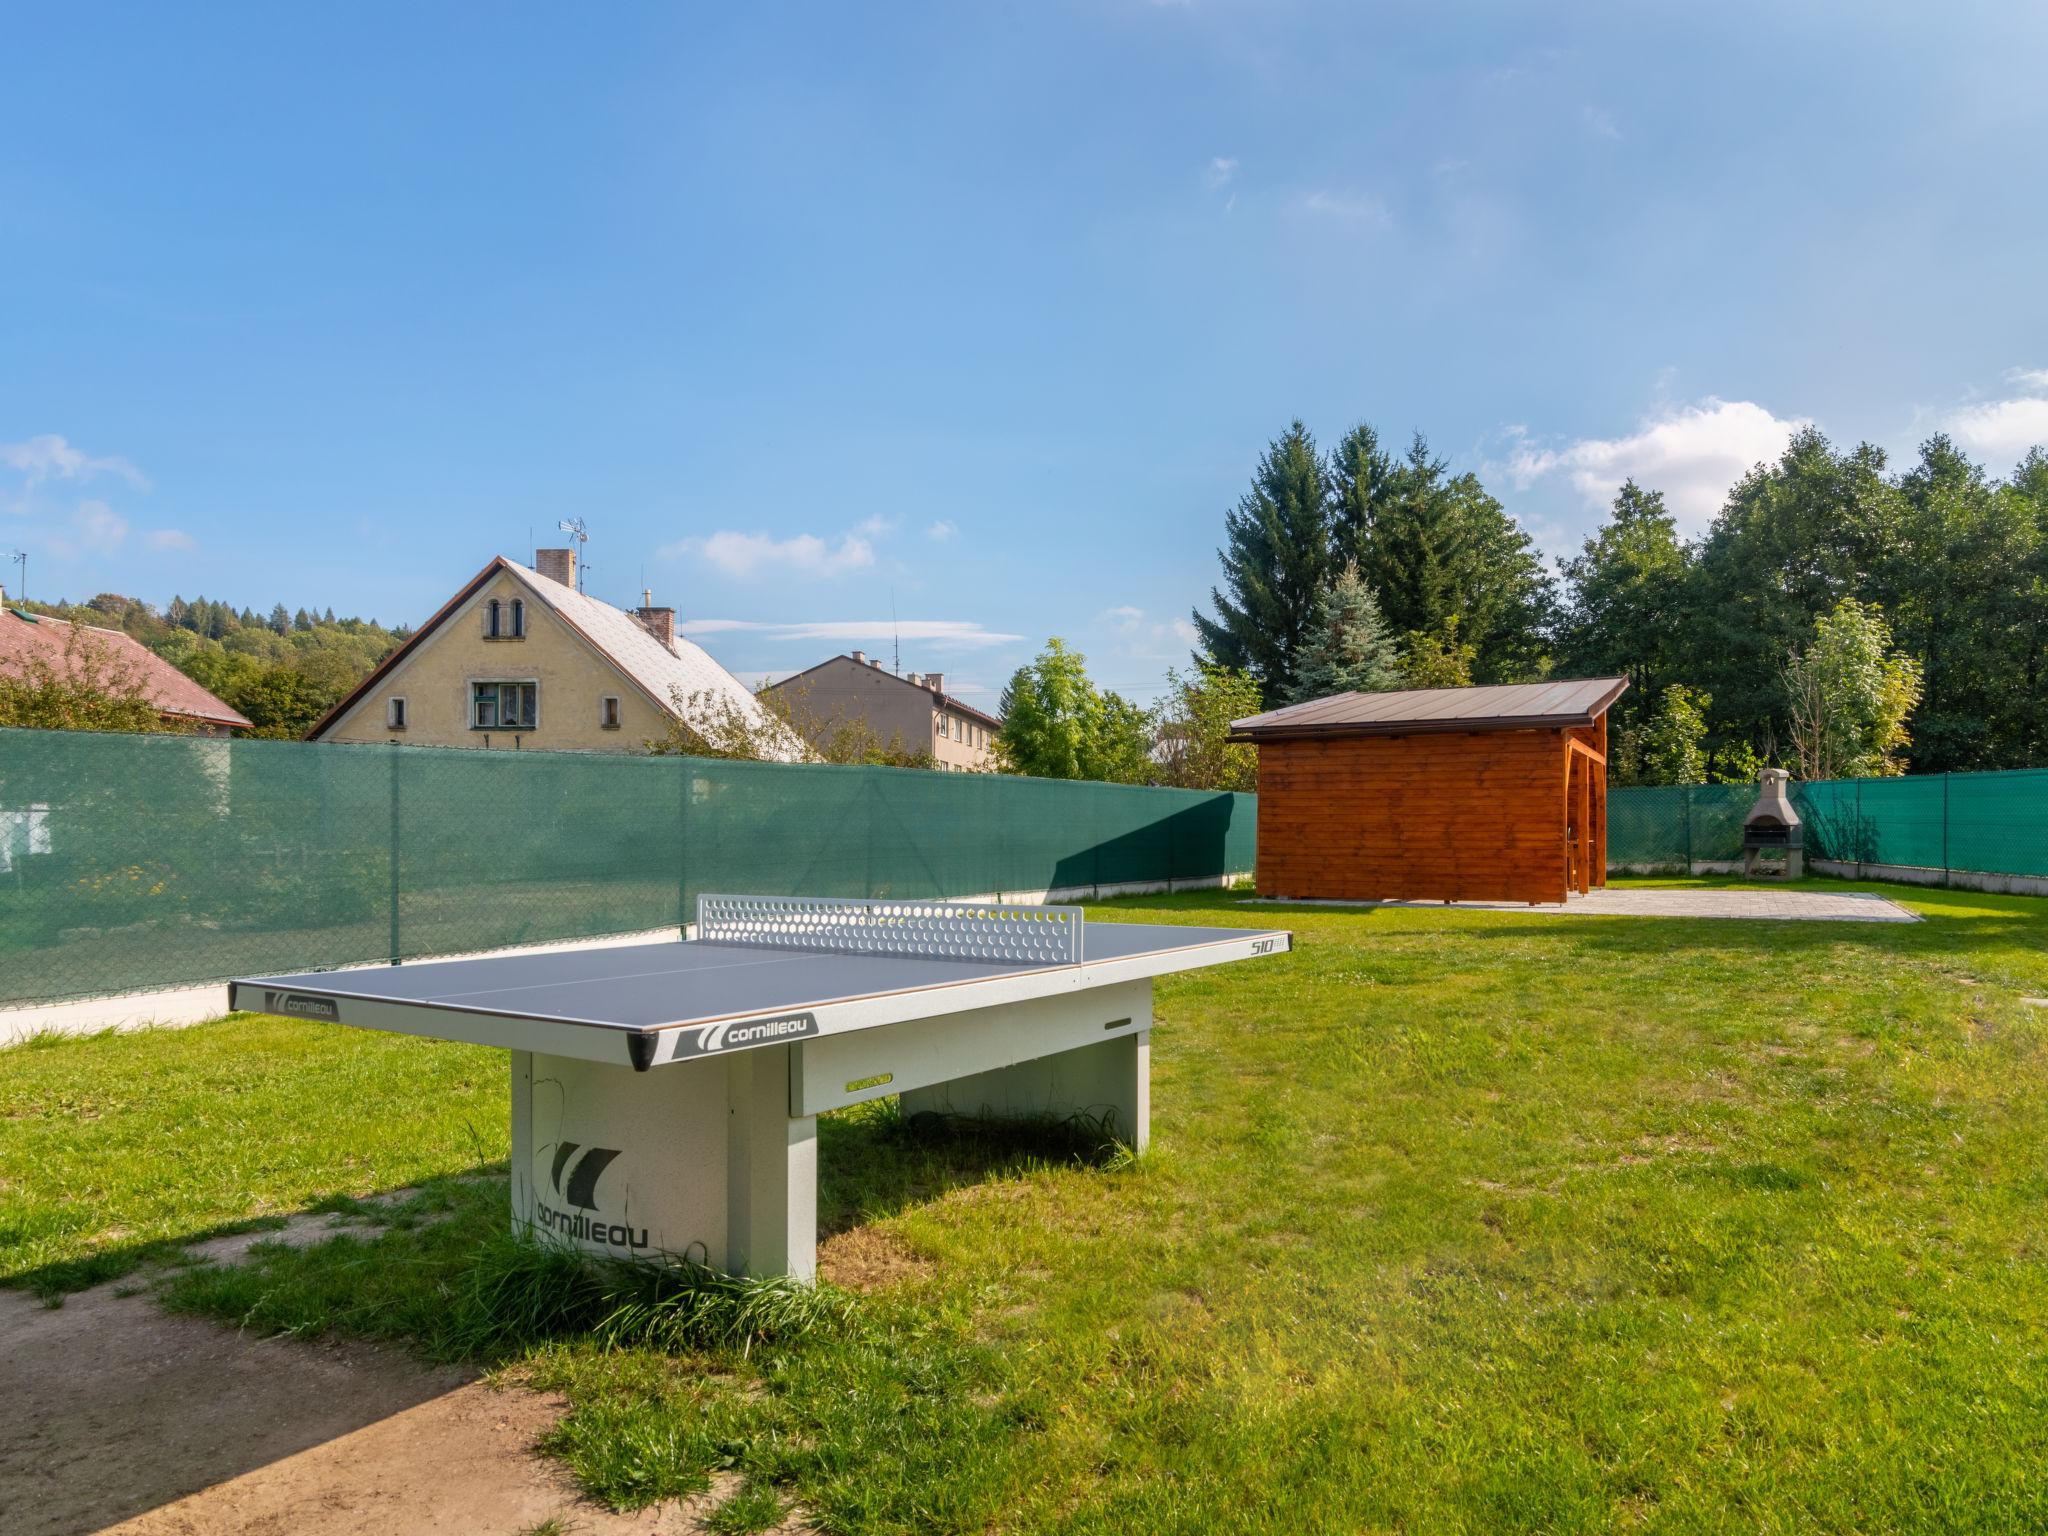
[508,978,1153,1280]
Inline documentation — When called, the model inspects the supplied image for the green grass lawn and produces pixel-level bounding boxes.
[6,880,2048,1533]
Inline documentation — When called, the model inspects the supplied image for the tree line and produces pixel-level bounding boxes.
[1557,430,2047,779]
[990,418,2047,789]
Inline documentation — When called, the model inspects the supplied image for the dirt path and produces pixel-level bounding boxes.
[0,1278,730,1535]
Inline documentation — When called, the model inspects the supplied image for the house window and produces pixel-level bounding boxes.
[486,599,502,638]
[387,697,407,730]
[938,714,949,739]
[510,599,525,637]
[473,681,537,730]
[600,695,621,730]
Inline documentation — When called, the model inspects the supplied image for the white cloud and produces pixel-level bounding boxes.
[1298,189,1393,229]
[1582,105,1620,140]
[663,527,877,580]
[41,499,131,558]
[1947,398,2048,461]
[1945,369,2048,463]
[1506,397,1810,531]
[147,528,196,551]
[926,519,957,542]
[1098,605,1197,660]
[1204,156,1238,191]
[0,433,147,490]
[679,618,1024,650]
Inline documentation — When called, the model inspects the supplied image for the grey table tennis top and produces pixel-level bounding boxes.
[233,920,1286,1035]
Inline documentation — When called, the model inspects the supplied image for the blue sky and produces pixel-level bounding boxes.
[5,2,2046,708]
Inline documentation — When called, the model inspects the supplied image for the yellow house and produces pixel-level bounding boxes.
[307,547,799,757]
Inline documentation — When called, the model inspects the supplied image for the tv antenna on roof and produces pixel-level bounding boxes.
[890,587,900,675]
[2,549,24,605]
[556,518,590,593]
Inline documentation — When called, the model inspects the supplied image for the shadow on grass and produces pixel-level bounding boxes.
[9,1102,1126,1310]
[4,1169,500,1302]
[818,1098,1129,1239]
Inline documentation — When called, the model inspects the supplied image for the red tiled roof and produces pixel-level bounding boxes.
[0,609,252,728]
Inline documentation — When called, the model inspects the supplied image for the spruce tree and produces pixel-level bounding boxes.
[1288,562,1402,702]
[1192,421,1333,700]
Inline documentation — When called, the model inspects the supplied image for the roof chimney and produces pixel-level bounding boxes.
[925,672,944,694]
[535,547,576,588]
[633,600,676,653]
[907,672,923,687]
[850,649,866,664]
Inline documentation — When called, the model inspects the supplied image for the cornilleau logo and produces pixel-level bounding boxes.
[534,1141,647,1251]
[675,1011,819,1059]
[548,1142,620,1210]
[264,991,339,1023]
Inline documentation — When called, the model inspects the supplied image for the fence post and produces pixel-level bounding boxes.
[1855,779,1863,880]
[1682,784,1693,875]
[1167,802,1179,896]
[387,743,401,965]
[678,756,690,939]
[1943,772,1951,888]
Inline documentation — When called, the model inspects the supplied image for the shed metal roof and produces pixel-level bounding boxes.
[1228,677,1628,741]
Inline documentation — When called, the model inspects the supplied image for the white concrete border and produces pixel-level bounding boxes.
[1807,859,2048,898]
[1609,858,2048,898]
[971,872,1250,905]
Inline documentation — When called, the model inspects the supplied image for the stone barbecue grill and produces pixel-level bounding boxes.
[1743,768,1804,879]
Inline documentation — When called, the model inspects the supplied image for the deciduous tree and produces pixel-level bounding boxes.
[1151,664,1262,793]
[995,638,1151,783]
[1784,598,1923,780]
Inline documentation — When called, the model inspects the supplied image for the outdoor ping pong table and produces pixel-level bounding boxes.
[231,894,1291,1280]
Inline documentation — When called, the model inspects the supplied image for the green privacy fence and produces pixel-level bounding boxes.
[0,728,1255,1007]
[1609,769,2048,879]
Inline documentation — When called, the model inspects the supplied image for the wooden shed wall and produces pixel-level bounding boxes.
[1255,728,1571,904]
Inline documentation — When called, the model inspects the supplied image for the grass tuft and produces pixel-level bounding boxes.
[441,1228,856,1359]
[706,1481,788,1534]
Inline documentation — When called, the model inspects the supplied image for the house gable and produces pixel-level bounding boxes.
[311,561,670,750]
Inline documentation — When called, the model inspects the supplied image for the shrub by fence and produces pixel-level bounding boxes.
[0,729,1256,1007]
[1609,769,2048,880]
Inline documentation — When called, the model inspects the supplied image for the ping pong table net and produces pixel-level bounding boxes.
[696,894,1083,966]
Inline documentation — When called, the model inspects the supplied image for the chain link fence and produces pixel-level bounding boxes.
[0,729,1256,1008]
[1609,769,2048,880]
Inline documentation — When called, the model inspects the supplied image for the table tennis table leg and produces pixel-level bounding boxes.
[507,1046,817,1281]
[896,989,1152,1153]
[725,1043,817,1282]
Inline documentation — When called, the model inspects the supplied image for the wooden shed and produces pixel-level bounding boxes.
[1228,678,1629,905]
